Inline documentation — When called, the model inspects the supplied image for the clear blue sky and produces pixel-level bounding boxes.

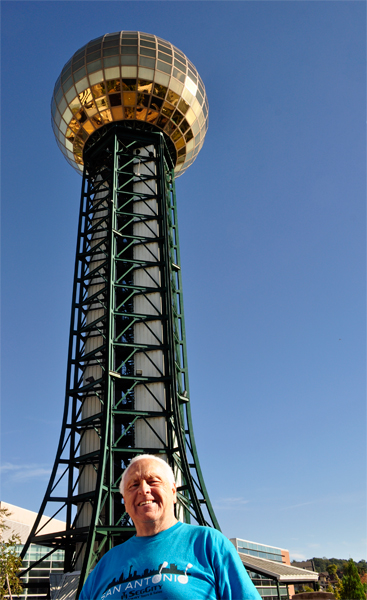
[1,1,365,562]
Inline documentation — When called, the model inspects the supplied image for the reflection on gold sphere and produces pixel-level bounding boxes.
[51,31,209,177]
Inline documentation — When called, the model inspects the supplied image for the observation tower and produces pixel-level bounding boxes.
[20,31,218,598]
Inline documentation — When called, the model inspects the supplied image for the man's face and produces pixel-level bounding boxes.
[123,458,177,536]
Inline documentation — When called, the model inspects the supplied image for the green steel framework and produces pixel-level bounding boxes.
[20,126,219,598]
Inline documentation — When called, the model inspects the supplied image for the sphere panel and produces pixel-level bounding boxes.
[51,31,209,177]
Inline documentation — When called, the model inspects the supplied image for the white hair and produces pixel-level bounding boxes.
[119,454,175,496]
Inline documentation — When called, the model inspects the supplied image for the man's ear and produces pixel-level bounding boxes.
[172,482,177,504]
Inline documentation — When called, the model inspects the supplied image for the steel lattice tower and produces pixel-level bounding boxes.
[20,31,219,599]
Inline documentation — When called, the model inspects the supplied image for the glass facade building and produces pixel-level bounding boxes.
[231,538,290,600]
[18,544,64,599]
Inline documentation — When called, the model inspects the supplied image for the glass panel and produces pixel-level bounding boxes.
[122,79,136,90]
[106,79,121,93]
[100,109,113,123]
[63,76,73,92]
[162,102,174,118]
[158,42,171,51]
[172,68,185,83]
[157,61,171,74]
[150,96,163,111]
[58,97,67,114]
[121,55,137,65]
[138,67,154,81]
[86,51,101,63]
[103,47,119,57]
[178,147,186,157]
[55,88,64,105]
[174,49,185,61]
[87,42,102,53]
[140,47,155,58]
[111,106,123,120]
[104,33,120,41]
[164,121,176,135]
[124,107,135,119]
[65,86,76,103]
[136,105,148,121]
[171,110,183,126]
[153,83,167,98]
[76,77,89,93]
[166,89,180,106]
[73,48,86,62]
[87,60,102,73]
[73,57,85,71]
[109,93,122,106]
[121,66,137,77]
[185,129,194,143]
[154,71,169,86]
[171,129,182,142]
[137,93,150,108]
[103,39,120,48]
[146,108,159,123]
[61,66,72,83]
[75,108,87,123]
[168,77,183,96]
[178,98,189,115]
[91,82,106,98]
[140,38,156,48]
[89,70,104,86]
[91,113,103,127]
[121,46,138,54]
[139,56,155,68]
[103,56,120,68]
[96,96,108,109]
[123,91,136,106]
[174,59,186,73]
[158,52,172,64]
[138,79,153,93]
[188,69,197,83]
[156,115,168,128]
[179,118,189,134]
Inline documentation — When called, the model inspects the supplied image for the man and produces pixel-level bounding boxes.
[80,455,261,600]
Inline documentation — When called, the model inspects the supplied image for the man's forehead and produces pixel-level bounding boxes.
[126,459,166,480]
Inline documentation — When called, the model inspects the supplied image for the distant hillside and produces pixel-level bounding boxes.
[291,557,367,577]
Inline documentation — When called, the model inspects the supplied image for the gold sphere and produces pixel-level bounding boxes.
[51,31,209,177]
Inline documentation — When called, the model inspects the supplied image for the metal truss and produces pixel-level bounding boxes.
[20,126,219,598]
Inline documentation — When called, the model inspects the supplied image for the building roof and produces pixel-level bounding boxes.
[239,552,319,583]
[0,501,65,544]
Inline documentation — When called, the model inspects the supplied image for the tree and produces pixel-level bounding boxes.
[339,559,366,600]
[0,507,23,599]
[327,563,342,599]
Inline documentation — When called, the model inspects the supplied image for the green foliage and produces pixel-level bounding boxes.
[309,558,366,580]
[0,508,23,599]
[339,559,366,600]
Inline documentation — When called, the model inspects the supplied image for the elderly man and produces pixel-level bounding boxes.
[80,454,261,600]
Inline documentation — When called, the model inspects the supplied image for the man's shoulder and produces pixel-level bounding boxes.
[176,523,230,545]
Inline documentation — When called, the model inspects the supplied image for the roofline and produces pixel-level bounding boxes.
[231,537,287,552]
[238,553,319,583]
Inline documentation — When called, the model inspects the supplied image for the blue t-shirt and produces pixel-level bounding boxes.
[79,522,261,600]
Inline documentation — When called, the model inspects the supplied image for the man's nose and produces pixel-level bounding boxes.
[139,480,151,494]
